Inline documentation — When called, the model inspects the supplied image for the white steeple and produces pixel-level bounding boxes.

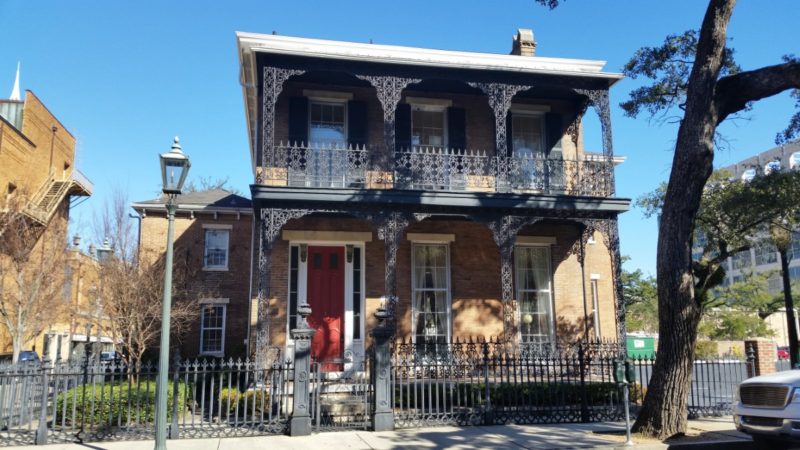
[9,62,21,101]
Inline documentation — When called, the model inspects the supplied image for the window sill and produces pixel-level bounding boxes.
[199,351,224,358]
[202,267,229,272]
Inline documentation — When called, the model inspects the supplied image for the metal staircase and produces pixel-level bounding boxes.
[23,178,71,225]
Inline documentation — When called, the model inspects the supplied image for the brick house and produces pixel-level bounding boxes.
[131,189,253,358]
[0,81,93,359]
[236,29,630,365]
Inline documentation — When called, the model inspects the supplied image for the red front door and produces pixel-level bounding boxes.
[306,246,345,367]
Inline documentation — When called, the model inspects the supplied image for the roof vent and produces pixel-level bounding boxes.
[511,29,536,57]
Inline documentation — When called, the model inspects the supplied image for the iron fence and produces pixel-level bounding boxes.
[0,355,293,446]
[310,358,372,431]
[391,338,626,429]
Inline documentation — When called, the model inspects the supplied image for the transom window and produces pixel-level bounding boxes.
[515,246,553,344]
[511,114,544,158]
[411,244,450,349]
[204,229,229,270]
[200,304,226,355]
[309,101,346,146]
[411,108,446,148]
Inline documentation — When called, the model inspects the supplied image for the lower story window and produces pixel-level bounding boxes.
[515,246,553,344]
[200,304,226,355]
[412,244,450,349]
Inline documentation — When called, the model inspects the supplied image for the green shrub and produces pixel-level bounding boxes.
[55,380,189,425]
[219,388,270,414]
[695,341,719,360]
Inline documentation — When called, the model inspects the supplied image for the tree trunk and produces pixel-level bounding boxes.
[779,248,799,367]
[632,0,736,439]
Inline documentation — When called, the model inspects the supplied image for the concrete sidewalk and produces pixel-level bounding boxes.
[14,417,755,450]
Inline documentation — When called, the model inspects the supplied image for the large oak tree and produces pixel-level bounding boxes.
[536,0,800,438]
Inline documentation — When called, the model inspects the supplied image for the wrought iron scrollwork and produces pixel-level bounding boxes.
[469,82,531,158]
[261,67,306,180]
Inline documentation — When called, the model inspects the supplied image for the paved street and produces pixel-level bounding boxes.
[12,417,760,450]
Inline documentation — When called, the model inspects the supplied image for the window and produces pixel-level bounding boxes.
[511,114,545,158]
[411,244,450,349]
[200,304,226,355]
[754,242,778,266]
[204,228,229,270]
[590,278,601,339]
[309,101,346,146]
[789,232,800,261]
[515,246,553,344]
[288,246,299,331]
[731,250,752,270]
[790,266,800,281]
[411,107,446,148]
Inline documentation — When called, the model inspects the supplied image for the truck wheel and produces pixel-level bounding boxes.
[752,435,790,450]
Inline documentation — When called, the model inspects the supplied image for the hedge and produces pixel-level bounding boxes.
[55,380,189,425]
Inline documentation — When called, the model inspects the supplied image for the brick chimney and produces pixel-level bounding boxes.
[511,28,536,57]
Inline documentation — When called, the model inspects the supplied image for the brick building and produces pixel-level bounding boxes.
[131,189,253,358]
[235,29,630,364]
[0,74,93,359]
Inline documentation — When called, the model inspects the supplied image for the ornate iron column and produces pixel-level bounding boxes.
[487,215,542,344]
[255,207,312,365]
[376,211,410,324]
[372,306,395,431]
[575,89,615,195]
[289,303,315,436]
[260,67,305,181]
[469,82,530,191]
[356,75,420,170]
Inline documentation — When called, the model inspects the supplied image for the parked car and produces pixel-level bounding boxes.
[779,347,790,360]
[734,370,800,449]
[99,351,125,367]
[0,351,40,365]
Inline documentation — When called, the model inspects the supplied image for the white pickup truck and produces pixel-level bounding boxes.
[734,370,800,449]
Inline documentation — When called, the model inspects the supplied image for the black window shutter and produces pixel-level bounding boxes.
[347,100,368,147]
[395,103,412,151]
[288,96,309,145]
[545,112,563,157]
[447,107,466,151]
[506,111,514,156]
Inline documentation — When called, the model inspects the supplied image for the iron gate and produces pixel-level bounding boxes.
[310,358,372,431]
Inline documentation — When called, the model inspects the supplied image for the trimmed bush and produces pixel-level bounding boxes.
[55,380,188,425]
[219,387,270,414]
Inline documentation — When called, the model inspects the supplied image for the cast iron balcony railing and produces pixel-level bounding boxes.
[261,142,614,196]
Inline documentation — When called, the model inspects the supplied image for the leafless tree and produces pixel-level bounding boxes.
[0,195,69,363]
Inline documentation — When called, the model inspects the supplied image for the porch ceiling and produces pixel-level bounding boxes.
[250,185,629,219]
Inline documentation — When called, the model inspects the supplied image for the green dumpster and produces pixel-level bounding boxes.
[626,335,656,359]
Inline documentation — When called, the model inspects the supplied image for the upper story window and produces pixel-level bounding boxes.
[754,241,778,266]
[309,101,346,147]
[511,113,544,158]
[204,226,230,270]
[411,107,446,149]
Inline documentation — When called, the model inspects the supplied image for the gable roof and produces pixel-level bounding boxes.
[131,188,252,213]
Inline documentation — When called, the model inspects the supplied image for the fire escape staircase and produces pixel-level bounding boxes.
[23,177,72,225]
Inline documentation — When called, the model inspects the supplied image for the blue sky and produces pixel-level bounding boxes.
[1,0,798,275]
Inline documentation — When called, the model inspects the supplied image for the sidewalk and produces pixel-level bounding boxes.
[14,417,754,450]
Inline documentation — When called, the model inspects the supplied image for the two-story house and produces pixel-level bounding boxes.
[237,30,630,365]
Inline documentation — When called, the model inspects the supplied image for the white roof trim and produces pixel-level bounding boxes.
[236,32,623,79]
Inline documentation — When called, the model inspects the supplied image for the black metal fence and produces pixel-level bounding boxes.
[391,338,625,428]
[0,355,293,446]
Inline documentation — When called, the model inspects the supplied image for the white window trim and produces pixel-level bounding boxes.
[199,297,230,305]
[406,97,452,108]
[516,236,556,245]
[407,233,455,243]
[514,244,555,345]
[410,242,452,345]
[203,227,230,271]
[303,89,353,102]
[199,304,226,357]
[510,104,550,114]
[589,274,601,339]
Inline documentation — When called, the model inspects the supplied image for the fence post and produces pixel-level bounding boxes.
[746,343,756,378]
[169,354,180,439]
[482,340,493,425]
[372,306,395,431]
[579,342,589,423]
[290,303,316,436]
[34,358,51,445]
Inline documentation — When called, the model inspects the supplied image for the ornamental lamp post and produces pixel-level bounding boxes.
[154,137,190,450]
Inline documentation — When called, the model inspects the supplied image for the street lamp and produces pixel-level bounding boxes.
[155,137,190,450]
